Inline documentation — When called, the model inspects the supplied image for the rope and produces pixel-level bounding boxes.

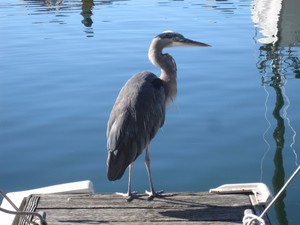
[243,165,300,225]
[243,212,265,225]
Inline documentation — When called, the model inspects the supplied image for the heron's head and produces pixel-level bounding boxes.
[155,31,210,48]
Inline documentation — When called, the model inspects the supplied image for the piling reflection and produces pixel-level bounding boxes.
[252,0,300,224]
[81,0,94,37]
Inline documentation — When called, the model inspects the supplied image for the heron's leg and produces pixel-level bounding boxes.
[116,163,137,201]
[145,146,164,200]
[127,163,133,195]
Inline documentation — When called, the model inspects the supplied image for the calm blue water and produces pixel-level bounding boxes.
[1,0,300,224]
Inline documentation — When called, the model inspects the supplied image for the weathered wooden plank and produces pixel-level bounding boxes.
[21,192,255,225]
[37,192,250,208]
[39,207,248,222]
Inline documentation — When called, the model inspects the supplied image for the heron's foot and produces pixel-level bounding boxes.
[116,191,138,202]
[145,190,173,201]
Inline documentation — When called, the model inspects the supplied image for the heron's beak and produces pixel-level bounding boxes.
[181,38,210,47]
[169,37,210,47]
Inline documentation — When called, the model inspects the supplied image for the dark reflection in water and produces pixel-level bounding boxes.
[257,43,292,224]
[253,0,300,224]
[258,46,290,225]
[271,62,288,225]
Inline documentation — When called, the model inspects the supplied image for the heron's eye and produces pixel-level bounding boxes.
[173,36,184,42]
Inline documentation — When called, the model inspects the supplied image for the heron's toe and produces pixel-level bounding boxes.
[145,190,166,201]
[116,191,138,202]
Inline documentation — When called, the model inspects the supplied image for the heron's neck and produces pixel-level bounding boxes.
[148,40,177,106]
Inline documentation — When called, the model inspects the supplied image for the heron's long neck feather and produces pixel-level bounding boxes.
[148,39,177,106]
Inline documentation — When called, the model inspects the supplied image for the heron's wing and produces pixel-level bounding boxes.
[106,72,166,180]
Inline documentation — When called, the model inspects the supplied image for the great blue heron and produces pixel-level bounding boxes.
[106,31,210,201]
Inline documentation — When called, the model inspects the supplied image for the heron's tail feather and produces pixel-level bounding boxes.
[107,150,129,181]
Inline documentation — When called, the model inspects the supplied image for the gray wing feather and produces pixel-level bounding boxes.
[106,71,166,180]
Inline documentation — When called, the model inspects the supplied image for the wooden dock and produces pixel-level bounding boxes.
[17,191,271,225]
